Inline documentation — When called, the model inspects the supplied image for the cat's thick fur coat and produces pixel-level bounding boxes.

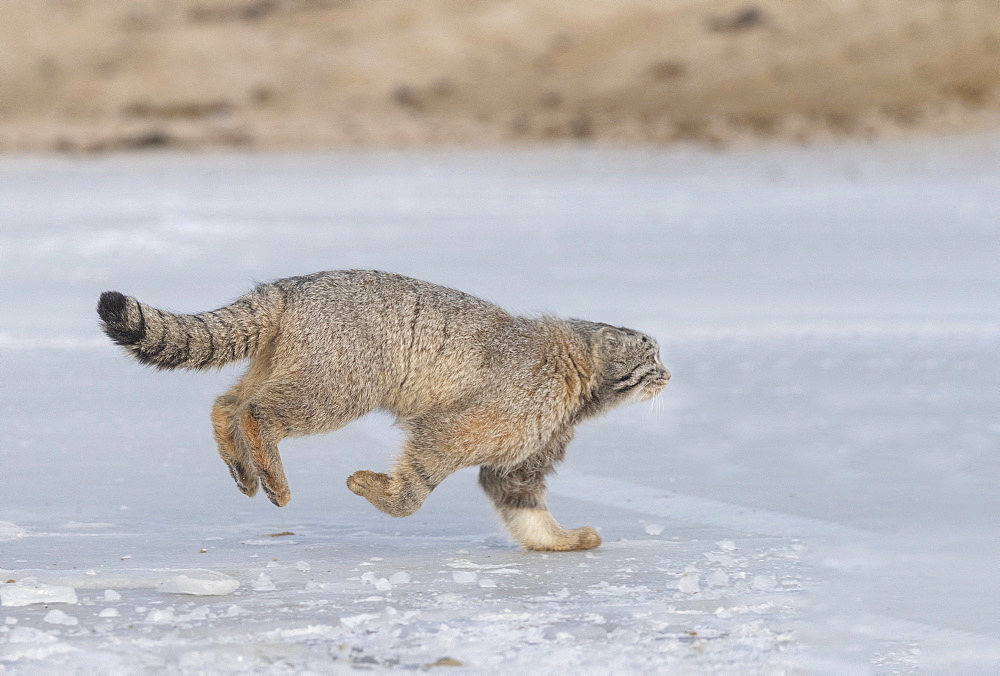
[97,270,669,551]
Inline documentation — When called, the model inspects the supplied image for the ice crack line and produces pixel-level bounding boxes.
[550,468,875,543]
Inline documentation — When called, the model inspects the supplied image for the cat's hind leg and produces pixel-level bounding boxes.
[211,392,258,498]
[479,460,601,552]
[233,401,292,507]
[211,386,292,506]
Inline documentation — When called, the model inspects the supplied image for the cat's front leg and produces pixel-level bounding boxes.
[479,463,601,552]
[347,452,445,518]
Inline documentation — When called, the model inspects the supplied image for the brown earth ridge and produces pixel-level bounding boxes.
[3,0,999,152]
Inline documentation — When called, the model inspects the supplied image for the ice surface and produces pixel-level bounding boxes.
[2,137,999,671]
[753,575,778,592]
[707,570,730,588]
[452,571,478,585]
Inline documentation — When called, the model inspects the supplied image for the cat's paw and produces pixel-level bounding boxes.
[347,470,391,499]
[347,470,424,517]
[261,479,290,507]
[566,526,602,551]
[520,525,602,551]
[227,464,259,498]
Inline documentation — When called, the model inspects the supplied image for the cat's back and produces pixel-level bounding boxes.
[273,270,513,382]
[278,269,507,333]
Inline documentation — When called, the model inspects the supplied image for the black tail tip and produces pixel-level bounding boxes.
[97,291,128,322]
[98,291,145,345]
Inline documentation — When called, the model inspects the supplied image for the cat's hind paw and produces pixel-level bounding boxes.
[261,480,291,507]
[227,465,259,498]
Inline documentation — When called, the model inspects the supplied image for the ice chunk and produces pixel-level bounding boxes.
[103,589,121,602]
[677,573,700,594]
[1,579,78,607]
[43,609,78,626]
[185,606,211,621]
[452,571,478,584]
[98,608,119,618]
[359,571,392,591]
[0,521,27,541]
[295,561,311,573]
[479,578,497,588]
[388,571,411,585]
[251,573,276,592]
[716,540,737,552]
[644,523,664,536]
[157,570,239,596]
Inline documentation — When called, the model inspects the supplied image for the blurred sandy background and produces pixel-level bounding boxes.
[2,0,999,152]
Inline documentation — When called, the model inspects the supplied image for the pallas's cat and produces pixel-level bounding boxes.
[97,270,669,551]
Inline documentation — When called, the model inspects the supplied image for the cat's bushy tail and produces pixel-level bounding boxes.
[97,285,284,370]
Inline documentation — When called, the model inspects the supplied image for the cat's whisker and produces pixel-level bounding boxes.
[651,392,663,419]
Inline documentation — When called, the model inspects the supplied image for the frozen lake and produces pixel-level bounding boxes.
[2,136,999,672]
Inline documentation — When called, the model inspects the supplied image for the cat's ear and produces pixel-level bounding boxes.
[596,326,625,348]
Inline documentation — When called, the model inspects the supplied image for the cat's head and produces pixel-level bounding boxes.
[576,322,670,407]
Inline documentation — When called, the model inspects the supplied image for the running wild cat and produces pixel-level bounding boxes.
[97,270,670,551]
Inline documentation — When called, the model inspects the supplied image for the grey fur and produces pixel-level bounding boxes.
[98,270,670,551]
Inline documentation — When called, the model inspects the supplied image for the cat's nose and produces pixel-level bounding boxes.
[660,368,671,381]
